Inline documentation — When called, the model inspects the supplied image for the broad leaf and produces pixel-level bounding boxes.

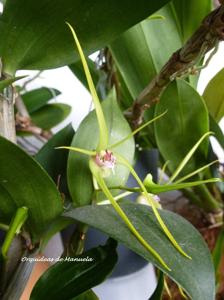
[69,59,101,92]
[109,3,182,144]
[209,115,224,149]
[172,0,212,41]
[203,68,224,122]
[67,92,135,206]
[110,4,182,101]
[21,87,61,113]
[155,79,209,176]
[40,216,74,251]
[0,136,63,239]
[64,202,215,300]
[31,103,71,130]
[36,124,74,195]
[30,239,118,300]
[0,0,170,74]
[72,290,99,300]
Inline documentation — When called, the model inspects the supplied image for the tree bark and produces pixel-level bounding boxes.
[0,85,16,143]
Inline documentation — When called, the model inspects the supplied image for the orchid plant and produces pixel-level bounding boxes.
[58,24,220,272]
[0,1,223,300]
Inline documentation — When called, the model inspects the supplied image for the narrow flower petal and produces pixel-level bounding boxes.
[56,146,96,156]
[66,22,108,151]
[109,111,167,149]
[116,153,191,260]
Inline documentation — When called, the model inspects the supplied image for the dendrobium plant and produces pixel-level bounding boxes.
[58,23,220,271]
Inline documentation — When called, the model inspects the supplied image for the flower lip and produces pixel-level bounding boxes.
[95,150,116,170]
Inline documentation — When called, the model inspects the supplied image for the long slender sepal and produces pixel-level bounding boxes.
[109,111,167,149]
[66,22,108,151]
[174,160,219,184]
[89,159,170,271]
[167,132,212,184]
[116,153,191,259]
[56,146,96,156]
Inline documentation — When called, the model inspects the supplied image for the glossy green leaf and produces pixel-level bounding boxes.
[67,92,135,206]
[110,3,182,101]
[0,0,170,74]
[72,290,99,300]
[155,79,209,176]
[36,124,74,195]
[69,59,101,92]
[209,115,224,149]
[64,202,215,300]
[40,216,73,251]
[213,230,224,281]
[0,76,26,92]
[149,271,164,300]
[172,0,212,41]
[21,87,61,113]
[203,68,224,122]
[0,136,63,239]
[31,103,71,130]
[109,3,182,144]
[172,0,212,42]
[30,239,118,300]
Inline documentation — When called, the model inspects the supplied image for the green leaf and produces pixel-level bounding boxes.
[21,87,61,113]
[36,124,75,195]
[0,136,63,239]
[69,59,101,92]
[110,3,182,101]
[155,79,209,176]
[40,216,73,251]
[31,103,71,130]
[149,271,164,300]
[30,239,118,300]
[67,92,135,206]
[109,3,183,143]
[203,68,224,122]
[0,0,170,74]
[209,115,224,149]
[213,230,224,281]
[0,76,26,92]
[64,202,215,300]
[172,0,212,42]
[72,290,99,300]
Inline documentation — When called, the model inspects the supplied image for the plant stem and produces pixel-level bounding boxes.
[194,184,221,212]
[0,81,16,143]
[126,4,224,126]
[62,223,89,257]
[69,223,89,256]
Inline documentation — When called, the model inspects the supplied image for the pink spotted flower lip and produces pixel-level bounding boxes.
[95,150,116,170]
